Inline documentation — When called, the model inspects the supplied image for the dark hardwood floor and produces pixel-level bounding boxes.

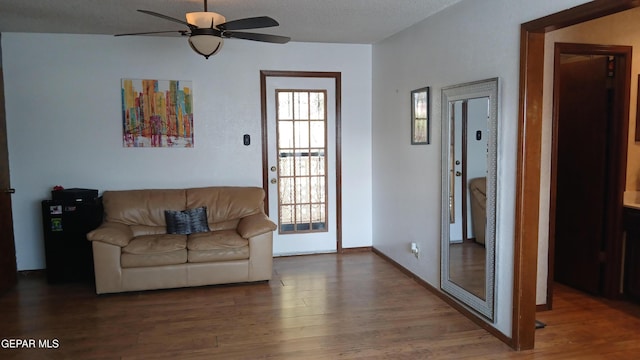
[1,252,639,359]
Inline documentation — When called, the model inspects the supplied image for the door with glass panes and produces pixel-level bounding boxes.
[264,75,337,255]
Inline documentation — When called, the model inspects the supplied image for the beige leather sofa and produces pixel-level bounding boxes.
[86,186,277,294]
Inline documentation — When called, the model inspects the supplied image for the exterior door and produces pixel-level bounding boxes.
[263,74,338,255]
[0,64,18,293]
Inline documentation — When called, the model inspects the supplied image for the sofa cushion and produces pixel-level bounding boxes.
[187,230,248,251]
[165,207,210,235]
[188,247,249,263]
[122,250,188,268]
[103,189,186,227]
[185,187,265,228]
[130,225,167,237]
[122,234,187,255]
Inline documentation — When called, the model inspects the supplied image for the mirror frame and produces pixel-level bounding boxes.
[440,77,498,322]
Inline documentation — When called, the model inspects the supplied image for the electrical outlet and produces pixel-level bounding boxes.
[410,242,419,258]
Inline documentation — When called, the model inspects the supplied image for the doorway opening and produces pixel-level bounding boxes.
[515,0,639,351]
[548,44,630,307]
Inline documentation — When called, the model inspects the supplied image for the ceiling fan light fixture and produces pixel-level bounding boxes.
[188,34,224,59]
[185,12,226,29]
[119,2,288,59]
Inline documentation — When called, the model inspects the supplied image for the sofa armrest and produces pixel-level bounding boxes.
[237,213,277,238]
[86,222,133,247]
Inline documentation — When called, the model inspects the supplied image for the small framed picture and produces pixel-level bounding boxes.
[411,87,430,144]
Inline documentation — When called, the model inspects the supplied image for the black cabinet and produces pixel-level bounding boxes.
[623,207,640,302]
[41,198,103,284]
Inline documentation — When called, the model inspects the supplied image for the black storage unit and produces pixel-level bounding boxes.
[41,190,103,284]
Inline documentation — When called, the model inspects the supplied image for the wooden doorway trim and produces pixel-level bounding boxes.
[514,0,639,351]
[259,70,343,253]
[0,57,18,293]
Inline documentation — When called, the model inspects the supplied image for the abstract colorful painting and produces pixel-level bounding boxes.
[121,79,194,147]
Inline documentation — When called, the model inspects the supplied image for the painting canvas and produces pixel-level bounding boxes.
[121,79,194,147]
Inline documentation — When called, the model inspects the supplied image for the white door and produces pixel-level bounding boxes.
[265,76,337,255]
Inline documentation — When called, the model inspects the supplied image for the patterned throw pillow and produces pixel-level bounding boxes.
[165,207,210,235]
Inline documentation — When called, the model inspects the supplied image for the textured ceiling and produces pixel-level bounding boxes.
[0,0,462,44]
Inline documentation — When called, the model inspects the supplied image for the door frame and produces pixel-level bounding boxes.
[260,70,343,253]
[514,0,639,351]
[547,43,631,308]
[451,100,470,243]
[461,101,469,242]
[0,51,18,293]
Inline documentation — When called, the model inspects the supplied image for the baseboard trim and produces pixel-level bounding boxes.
[341,246,372,253]
[17,269,46,277]
[371,247,514,349]
[536,303,551,312]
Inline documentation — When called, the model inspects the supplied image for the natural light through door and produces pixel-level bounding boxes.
[276,90,328,233]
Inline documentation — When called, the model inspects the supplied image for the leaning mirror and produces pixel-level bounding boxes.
[440,78,498,321]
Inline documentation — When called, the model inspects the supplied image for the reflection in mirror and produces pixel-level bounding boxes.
[441,78,498,321]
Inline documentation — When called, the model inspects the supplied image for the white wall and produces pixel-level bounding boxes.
[371,0,589,337]
[2,33,372,270]
[537,7,640,305]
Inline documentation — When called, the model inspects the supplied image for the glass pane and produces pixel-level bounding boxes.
[279,154,294,177]
[278,92,293,120]
[310,151,325,176]
[312,204,326,230]
[280,205,294,225]
[294,121,310,148]
[311,204,324,222]
[310,121,325,148]
[311,176,326,203]
[294,205,304,229]
[295,155,309,176]
[309,92,325,120]
[300,204,310,223]
[295,177,310,203]
[293,92,309,120]
[278,121,293,148]
[279,177,294,205]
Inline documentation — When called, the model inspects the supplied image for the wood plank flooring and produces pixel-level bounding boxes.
[0,252,639,359]
[448,240,486,299]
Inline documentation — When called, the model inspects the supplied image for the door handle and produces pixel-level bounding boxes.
[1,188,15,194]
[270,166,277,172]
[270,178,277,184]
[455,171,462,177]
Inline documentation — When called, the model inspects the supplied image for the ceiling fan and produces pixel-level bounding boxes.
[115,0,290,59]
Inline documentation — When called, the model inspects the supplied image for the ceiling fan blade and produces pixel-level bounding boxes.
[224,31,290,44]
[138,10,194,29]
[217,16,279,31]
[115,30,189,37]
